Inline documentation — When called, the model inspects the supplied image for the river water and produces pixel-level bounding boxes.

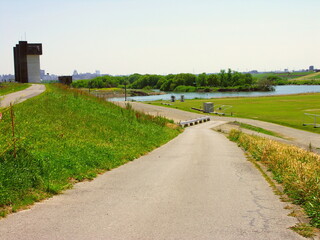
[108,85,320,102]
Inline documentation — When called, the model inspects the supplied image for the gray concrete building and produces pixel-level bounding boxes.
[13,41,42,83]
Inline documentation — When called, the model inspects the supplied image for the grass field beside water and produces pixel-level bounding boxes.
[252,71,313,80]
[150,93,320,133]
[294,72,320,81]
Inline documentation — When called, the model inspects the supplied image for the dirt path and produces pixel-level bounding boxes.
[116,101,320,152]
[0,84,46,108]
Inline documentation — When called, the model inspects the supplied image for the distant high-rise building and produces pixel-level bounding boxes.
[40,69,45,79]
[309,66,315,71]
[73,70,78,76]
[13,41,42,83]
[95,70,101,76]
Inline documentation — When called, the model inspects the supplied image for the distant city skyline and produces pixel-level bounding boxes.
[1,65,316,82]
[1,0,320,75]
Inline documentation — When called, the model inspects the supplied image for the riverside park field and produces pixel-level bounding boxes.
[149,92,320,134]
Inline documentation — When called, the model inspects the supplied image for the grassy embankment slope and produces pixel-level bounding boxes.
[252,71,320,85]
[294,72,320,81]
[0,84,180,216]
[150,93,320,133]
[0,83,30,96]
[252,71,313,80]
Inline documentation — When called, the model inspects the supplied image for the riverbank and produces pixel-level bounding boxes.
[79,88,165,99]
[108,85,320,102]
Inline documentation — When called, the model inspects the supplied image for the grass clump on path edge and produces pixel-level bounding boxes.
[229,130,320,229]
[0,84,181,216]
[230,121,284,139]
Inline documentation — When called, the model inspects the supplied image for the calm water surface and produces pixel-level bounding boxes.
[108,85,320,102]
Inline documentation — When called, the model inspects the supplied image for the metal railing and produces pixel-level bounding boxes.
[303,113,320,128]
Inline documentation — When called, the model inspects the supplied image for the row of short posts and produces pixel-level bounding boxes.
[171,95,184,102]
[180,117,211,127]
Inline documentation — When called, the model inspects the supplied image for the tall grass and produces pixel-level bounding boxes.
[229,130,320,228]
[0,84,180,216]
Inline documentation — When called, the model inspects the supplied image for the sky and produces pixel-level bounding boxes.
[1,0,320,75]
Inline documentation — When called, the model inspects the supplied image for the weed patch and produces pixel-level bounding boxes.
[229,130,320,228]
[231,121,284,138]
[290,223,316,238]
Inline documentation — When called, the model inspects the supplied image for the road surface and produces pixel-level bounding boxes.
[0,84,46,108]
[0,120,304,239]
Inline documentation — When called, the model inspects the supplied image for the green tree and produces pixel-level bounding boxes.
[196,73,208,87]
[160,79,173,91]
[231,71,241,86]
[128,73,142,84]
[219,70,227,87]
[207,74,220,87]
[226,68,233,86]
[173,73,196,86]
[257,78,275,91]
[243,73,254,85]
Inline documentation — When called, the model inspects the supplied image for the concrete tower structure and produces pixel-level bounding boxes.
[13,41,42,83]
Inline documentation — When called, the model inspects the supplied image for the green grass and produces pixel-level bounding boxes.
[150,93,320,134]
[0,84,180,216]
[231,121,284,138]
[0,83,30,96]
[81,87,123,92]
[294,71,320,81]
[313,74,320,79]
[277,79,320,85]
[252,71,313,80]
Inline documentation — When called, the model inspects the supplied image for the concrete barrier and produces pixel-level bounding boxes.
[179,116,211,127]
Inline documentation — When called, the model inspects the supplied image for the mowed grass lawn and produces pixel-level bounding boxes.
[150,93,320,133]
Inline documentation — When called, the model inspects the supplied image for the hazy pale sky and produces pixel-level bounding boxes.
[1,0,320,75]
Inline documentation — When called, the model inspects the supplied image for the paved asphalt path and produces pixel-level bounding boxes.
[116,101,320,151]
[0,119,304,239]
[0,84,46,108]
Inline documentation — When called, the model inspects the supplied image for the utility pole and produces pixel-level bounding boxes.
[124,82,127,101]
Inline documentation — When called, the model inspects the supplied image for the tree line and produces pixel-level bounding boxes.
[71,69,274,91]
